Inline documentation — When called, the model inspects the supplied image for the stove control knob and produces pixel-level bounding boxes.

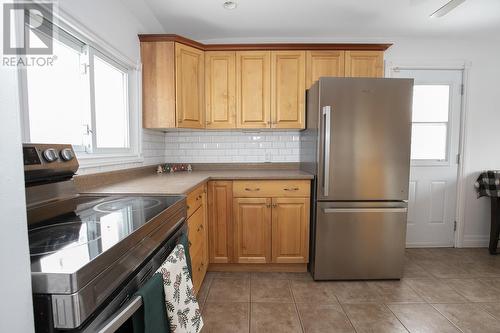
[42,148,58,163]
[60,148,74,161]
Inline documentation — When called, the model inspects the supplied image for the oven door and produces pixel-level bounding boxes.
[80,219,186,333]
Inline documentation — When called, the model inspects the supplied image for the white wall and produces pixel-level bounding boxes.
[385,38,500,246]
[58,0,167,175]
[164,130,300,163]
[0,1,34,330]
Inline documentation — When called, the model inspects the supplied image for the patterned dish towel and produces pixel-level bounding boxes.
[475,170,500,198]
[156,244,203,333]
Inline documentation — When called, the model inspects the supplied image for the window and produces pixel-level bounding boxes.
[21,13,136,160]
[410,85,450,160]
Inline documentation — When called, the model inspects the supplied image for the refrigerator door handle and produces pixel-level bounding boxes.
[322,106,331,197]
[322,208,408,213]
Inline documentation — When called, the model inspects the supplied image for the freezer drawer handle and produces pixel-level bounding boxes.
[322,208,408,213]
[322,106,331,197]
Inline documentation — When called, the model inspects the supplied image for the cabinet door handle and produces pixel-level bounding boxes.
[272,204,277,208]
[245,187,260,191]
[284,187,300,191]
[266,204,271,208]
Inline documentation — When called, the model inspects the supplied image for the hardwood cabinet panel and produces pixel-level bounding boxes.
[271,197,310,263]
[236,51,271,128]
[205,52,236,129]
[271,51,306,129]
[187,184,208,294]
[208,181,233,263]
[345,51,384,78]
[175,43,205,128]
[140,41,176,128]
[186,183,205,218]
[233,197,272,263]
[233,180,310,198]
[306,50,345,88]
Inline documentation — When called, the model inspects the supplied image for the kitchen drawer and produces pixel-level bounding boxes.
[190,242,205,292]
[233,180,310,197]
[187,206,204,254]
[186,184,205,218]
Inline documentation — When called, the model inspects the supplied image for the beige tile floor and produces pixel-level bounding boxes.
[196,248,500,333]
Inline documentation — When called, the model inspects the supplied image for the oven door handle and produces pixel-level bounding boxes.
[97,296,142,333]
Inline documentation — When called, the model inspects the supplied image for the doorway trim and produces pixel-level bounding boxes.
[385,60,471,248]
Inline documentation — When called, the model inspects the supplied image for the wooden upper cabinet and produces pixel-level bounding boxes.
[233,197,272,263]
[208,181,233,263]
[175,43,205,128]
[205,52,236,129]
[271,51,306,129]
[141,41,176,128]
[271,197,310,264]
[345,51,384,78]
[306,51,345,88]
[236,51,271,129]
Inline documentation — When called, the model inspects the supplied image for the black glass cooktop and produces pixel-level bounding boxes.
[28,195,182,274]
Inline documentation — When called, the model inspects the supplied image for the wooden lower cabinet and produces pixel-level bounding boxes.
[233,197,272,264]
[187,184,208,294]
[271,197,310,263]
[207,180,311,271]
[208,181,233,263]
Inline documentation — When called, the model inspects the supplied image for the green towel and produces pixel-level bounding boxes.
[178,233,193,277]
[132,273,170,333]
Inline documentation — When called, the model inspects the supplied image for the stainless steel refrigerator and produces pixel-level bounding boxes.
[300,77,413,280]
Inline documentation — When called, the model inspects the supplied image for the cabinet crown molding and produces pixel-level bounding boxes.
[138,34,392,51]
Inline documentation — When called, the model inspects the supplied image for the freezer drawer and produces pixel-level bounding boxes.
[313,202,407,280]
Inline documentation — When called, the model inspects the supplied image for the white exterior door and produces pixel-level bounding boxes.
[392,69,463,247]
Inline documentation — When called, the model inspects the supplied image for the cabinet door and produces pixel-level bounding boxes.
[306,50,345,88]
[188,205,205,293]
[140,41,176,128]
[208,181,233,263]
[236,51,271,128]
[271,51,306,129]
[345,51,384,78]
[205,52,236,129]
[271,197,310,263]
[233,197,271,263]
[175,43,205,128]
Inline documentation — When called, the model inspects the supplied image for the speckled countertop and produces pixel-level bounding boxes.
[81,169,313,195]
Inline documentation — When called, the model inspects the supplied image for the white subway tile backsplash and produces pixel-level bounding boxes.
[163,130,300,163]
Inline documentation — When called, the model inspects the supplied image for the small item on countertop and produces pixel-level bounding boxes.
[159,163,193,174]
[156,165,163,174]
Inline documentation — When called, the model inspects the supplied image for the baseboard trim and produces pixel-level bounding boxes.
[462,235,490,248]
[406,242,454,248]
[208,263,307,272]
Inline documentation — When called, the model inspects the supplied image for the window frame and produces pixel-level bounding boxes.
[18,9,143,169]
[409,81,455,167]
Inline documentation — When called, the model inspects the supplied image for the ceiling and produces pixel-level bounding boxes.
[141,0,500,42]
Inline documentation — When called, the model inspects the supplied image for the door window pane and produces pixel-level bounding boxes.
[27,39,89,147]
[412,85,450,122]
[94,55,129,148]
[411,123,447,160]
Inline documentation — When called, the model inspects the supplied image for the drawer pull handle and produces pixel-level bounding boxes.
[284,187,300,191]
[245,187,260,191]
